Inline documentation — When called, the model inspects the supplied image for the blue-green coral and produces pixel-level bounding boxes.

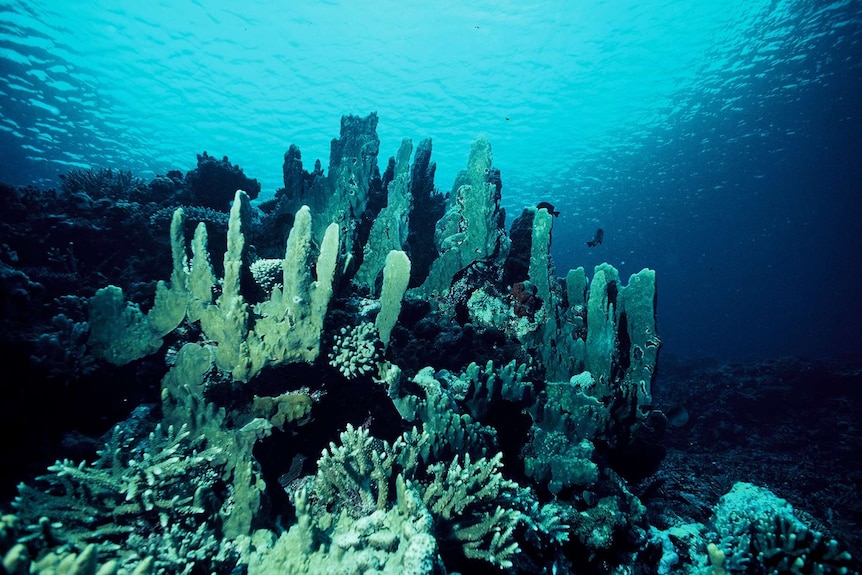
[9,114,791,575]
[710,483,856,575]
[9,420,239,574]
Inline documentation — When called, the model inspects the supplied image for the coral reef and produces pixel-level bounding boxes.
[1,114,857,575]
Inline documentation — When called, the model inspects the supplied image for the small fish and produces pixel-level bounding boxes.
[666,405,690,428]
[536,201,560,217]
[586,228,603,247]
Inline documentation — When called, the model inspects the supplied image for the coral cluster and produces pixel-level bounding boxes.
[1,113,856,575]
[710,483,855,575]
[329,322,382,379]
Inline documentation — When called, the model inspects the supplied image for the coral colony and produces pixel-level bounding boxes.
[0,114,856,574]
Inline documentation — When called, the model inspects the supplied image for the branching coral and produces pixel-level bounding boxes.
[419,452,521,568]
[283,418,553,572]
[710,483,856,575]
[60,168,146,201]
[313,423,400,516]
[249,475,440,575]
[10,423,236,574]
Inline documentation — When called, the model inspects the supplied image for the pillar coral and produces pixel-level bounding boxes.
[522,207,660,432]
[356,138,413,291]
[276,113,380,267]
[417,137,510,298]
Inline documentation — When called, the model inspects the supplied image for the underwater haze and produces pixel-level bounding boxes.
[1,0,861,362]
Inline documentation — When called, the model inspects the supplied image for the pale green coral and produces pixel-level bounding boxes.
[276,113,380,261]
[158,344,268,539]
[197,190,253,377]
[12,544,155,575]
[88,192,340,383]
[420,452,521,568]
[525,432,598,496]
[417,137,510,298]
[251,391,313,429]
[249,258,283,295]
[523,375,605,496]
[10,423,234,573]
[249,424,440,574]
[528,206,555,313]
[87,286,162,365]
[407,367,495,462]
[376,250,411,347]
[272,421,527,572]
[249,476,440,575]
[356,139,413,291]
[711,483,856,575]
[328,322,381,379]
[148,207,192,337]
[584,263,620,391]
[519,204,660,412]
[616,268,660,406]
[160,342,215,433]
[243,205,339,380]
[314,423,400,515]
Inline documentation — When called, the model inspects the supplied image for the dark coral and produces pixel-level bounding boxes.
[406,138,445,288]
[510,281,543,319]
[59,167,147,202]
[502,207,534,288]
[185,151,261,210]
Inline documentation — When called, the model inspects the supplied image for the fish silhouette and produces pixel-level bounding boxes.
[536,202,560,217]
[586,228,603,247]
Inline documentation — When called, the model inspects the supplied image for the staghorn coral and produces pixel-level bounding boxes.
[311,424,424,518]
[711,482,857,575]
[249,476,441,575]
[406,366,496,462]
[10,423,236,574]
[419,452,521,568]
[286,415,563,572]
[59,168,147,201]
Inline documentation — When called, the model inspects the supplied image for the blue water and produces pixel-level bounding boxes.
[1,0,860,362]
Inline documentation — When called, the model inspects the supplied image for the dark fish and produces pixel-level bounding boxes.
[666,405,690,428]
[536,201,560,217]
[586,228,603,247]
